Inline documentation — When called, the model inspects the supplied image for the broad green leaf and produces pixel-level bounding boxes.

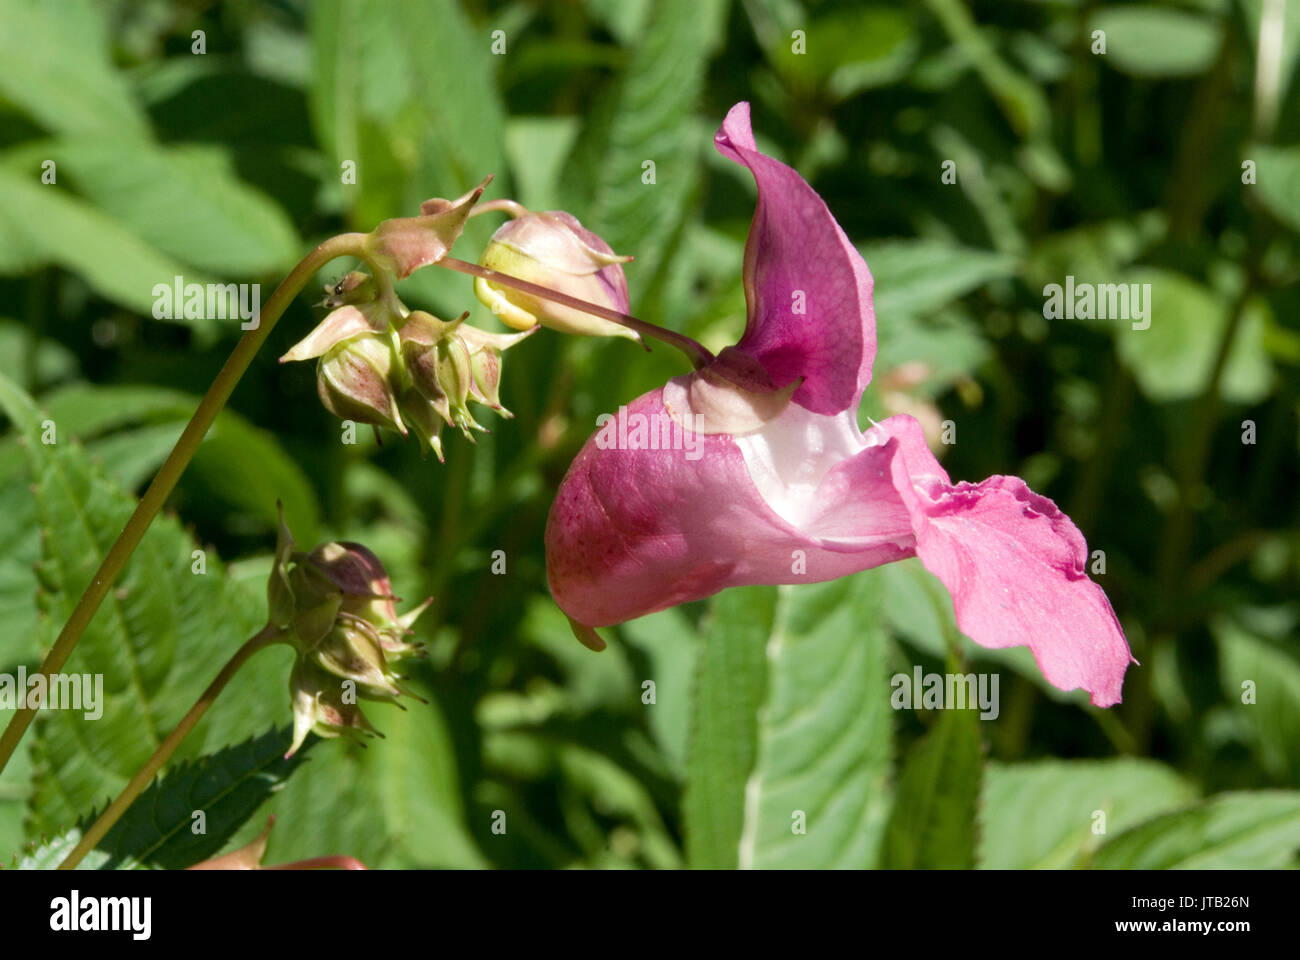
[1115,269,1273,404]
[924,0,1050,140]
[30,141,300,276]
[882,696,984,869]
[0,374,286,834]
[264,690,483,869]
[621,606,699,780]
[0,169,216,331]
[1250,144,1300,234]
[562,0,727,293]
[0,319,78,391]
[862,240,1015,321]
[683,586,774,868]
[1090,791,1300,869]
[0,0,150,141]
[767,6,918,98]
[978,759,1198,869]
[1089,7,1222,78]
[40,383,321,545]
[686,573,894,869]
[16,727,311,870]
[1213,617,1300,784]
[505,116,582,212]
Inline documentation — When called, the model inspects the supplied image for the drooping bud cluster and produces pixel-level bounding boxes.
[474,208,637,341]
[266,508,431,757]
[282,184,641,458]
[281,274,533,460]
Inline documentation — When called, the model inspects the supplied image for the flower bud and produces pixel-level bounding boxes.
[364,177,491,280]
[282,272,394,363]
[395,311,535,456]
[474,209,638,341]
[316,334,405,434]
[288,658,381,757]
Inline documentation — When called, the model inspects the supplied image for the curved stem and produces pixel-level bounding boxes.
[437,257,716,370]
[0,233,368,778]
[58,625,283,870]
[468,198,529,219]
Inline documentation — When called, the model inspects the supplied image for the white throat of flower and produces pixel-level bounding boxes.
[732,402,883,529]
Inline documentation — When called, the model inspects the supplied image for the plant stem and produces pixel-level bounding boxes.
[0,233,368,779]
[58,625,284,870]
[437,256,716,370]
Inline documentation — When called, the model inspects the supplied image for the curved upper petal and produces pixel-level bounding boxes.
[872,415,1135,707]
[713,102,876,416]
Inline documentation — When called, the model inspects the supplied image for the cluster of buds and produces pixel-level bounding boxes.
[282,185,640,459]
[265,508,431,757]
[282,272,533,460]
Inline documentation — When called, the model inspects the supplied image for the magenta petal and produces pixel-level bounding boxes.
[873,416,1135,707]
[713,102,876,416]
[545,390,913,627]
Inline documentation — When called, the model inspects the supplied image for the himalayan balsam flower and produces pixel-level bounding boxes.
[546,102,1134,707]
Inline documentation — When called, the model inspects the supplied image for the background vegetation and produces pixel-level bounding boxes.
[1,0,1298,869]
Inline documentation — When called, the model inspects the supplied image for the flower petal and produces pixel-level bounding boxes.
[873,415,1135,707]
[545,389,912,627]
[713,102,876,416]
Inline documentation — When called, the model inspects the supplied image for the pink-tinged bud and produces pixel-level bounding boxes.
[267,510,432,756]
[474,209,637,341]
[312,614,403,699]
[395,310,535,456]
[288,658,381,757]
[316,334,405,434]
[280,304,388,363]
[364,177,491,280]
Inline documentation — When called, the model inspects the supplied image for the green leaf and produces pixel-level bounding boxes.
[685,572,894,869]
[978,759,1198,869]
[1089,7,1222,78]
[882,697,984,869]
[32,141,300,276]
[0,373,286,835]
[620,606,699,780]
[263,689,483,869]
[0,0,150,141]
[1115,269,1273,404]
[1090,791,1300,869]
[767,6,918,98]
[40,383,321,545]
[33,727,308,870]
[0,169,216,330]
[683,585,773,868]
[1213,617,1300,784]
[562,0,728,292]
[1250,144,1300,234]
[863,240,1015,321]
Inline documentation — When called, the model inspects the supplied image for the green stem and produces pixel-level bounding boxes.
[0,232,368,779]
[58,625,283,870]
[437,257,716,370]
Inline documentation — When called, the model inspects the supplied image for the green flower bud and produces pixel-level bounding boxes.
[287,658,381,758]
[316,334,405,434]
[395,311,534,454]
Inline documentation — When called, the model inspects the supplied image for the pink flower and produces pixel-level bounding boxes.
[546,103,1134,707]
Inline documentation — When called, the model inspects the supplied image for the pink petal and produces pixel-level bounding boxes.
[873,416,1135,707]
[545,389,913,627]
[713,102,876,416]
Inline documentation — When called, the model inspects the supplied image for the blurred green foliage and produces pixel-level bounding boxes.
[1,0,1298,868]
